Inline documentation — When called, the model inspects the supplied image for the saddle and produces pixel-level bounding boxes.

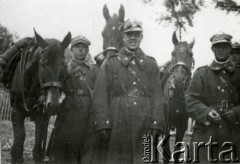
[2,38,35,88]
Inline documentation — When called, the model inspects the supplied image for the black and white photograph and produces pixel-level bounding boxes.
[0,0,240,163]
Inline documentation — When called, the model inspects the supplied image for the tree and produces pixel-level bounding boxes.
[213,0,240,14]
[143,0,204,41]
[0,24,18,54]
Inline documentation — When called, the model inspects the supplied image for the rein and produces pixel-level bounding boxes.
[20,47,64,112]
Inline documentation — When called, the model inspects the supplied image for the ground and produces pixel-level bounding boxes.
[1,120,191,163]
[1,119,54,164]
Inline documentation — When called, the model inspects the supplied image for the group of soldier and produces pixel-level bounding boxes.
[0,18,240,164]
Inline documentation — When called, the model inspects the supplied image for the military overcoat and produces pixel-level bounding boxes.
[48,58,99,164]
[185,60,240,163]
[92,48,165,164]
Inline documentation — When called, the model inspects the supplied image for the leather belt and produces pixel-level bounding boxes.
[65,89,90,97]
[112,88,151,98]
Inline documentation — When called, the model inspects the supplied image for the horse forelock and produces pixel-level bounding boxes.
[172,42,193,58]
[44,39,65,60]
[102,14,123,50]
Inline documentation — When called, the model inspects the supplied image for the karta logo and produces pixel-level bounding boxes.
[142,135,239,163]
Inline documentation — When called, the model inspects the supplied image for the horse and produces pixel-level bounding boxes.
[94,4,124,67]
[160,31,195,163]
[10,30,71,164]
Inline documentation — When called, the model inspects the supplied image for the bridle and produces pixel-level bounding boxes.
[168,60,194,98]
[20,46,65,112]
[38,48,65,91]
[103,47,119,55]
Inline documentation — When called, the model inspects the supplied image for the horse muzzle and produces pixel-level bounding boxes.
[44,87,62,115]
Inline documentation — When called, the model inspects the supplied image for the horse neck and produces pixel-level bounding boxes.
[105,49,120,60]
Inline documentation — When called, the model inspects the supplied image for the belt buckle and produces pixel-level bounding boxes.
[129,88,139,98]
[77,89,83,96]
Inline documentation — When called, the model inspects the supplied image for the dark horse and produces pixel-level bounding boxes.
[94,4,124,67]
[10,30,71,164]
[160,32,194,163]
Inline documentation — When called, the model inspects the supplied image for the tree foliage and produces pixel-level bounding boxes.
[213,0,240,14]
[0,24,18,54]
[143,0,204,40]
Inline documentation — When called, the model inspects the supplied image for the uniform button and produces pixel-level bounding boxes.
[221,89,224,92]
[106,120,110,124]
[134,102,137,105]
[154,121,157,124]
[133,81,136,85]
[219,125,222,128]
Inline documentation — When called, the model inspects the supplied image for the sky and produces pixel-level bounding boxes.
[0,0,240,69]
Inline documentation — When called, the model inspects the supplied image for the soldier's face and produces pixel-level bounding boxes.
[212,43,231,62]
[122,31,143,51]
[71,43,89,60]
[230,49,240,64]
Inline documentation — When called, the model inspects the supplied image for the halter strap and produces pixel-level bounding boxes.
[104,47,119,55]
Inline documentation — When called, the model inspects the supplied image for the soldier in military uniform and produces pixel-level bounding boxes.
[230,42,240,67]
[92,19,165,164]
[185,33,240,163]
[48,35,99,164]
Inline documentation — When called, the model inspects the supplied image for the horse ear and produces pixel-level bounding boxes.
[103,4,110,21]
[172,31,178,46]
[34,28,48,48]
[189,38,195,49]
[119,4,125,22]
[61,32,72,50]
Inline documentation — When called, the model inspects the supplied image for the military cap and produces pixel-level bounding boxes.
[71,35,91,47]
[210,33,232,46]
[232,42,240,50]
[120,19,143,33]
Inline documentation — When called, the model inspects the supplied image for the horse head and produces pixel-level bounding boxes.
[169,31,195,91]
[102,4,125,57]
[34,30,71,113]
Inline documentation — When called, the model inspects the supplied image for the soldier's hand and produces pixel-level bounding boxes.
[221,111,237,124]
[98,129,111,144]
[207,110,221,123]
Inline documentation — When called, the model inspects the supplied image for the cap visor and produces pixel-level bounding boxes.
[123,27,142,33]
[212,40,230,45]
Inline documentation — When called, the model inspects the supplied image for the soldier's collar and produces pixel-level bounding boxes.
[209,59,235,72]
[118,47,146,70]
[72,58,90,69]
